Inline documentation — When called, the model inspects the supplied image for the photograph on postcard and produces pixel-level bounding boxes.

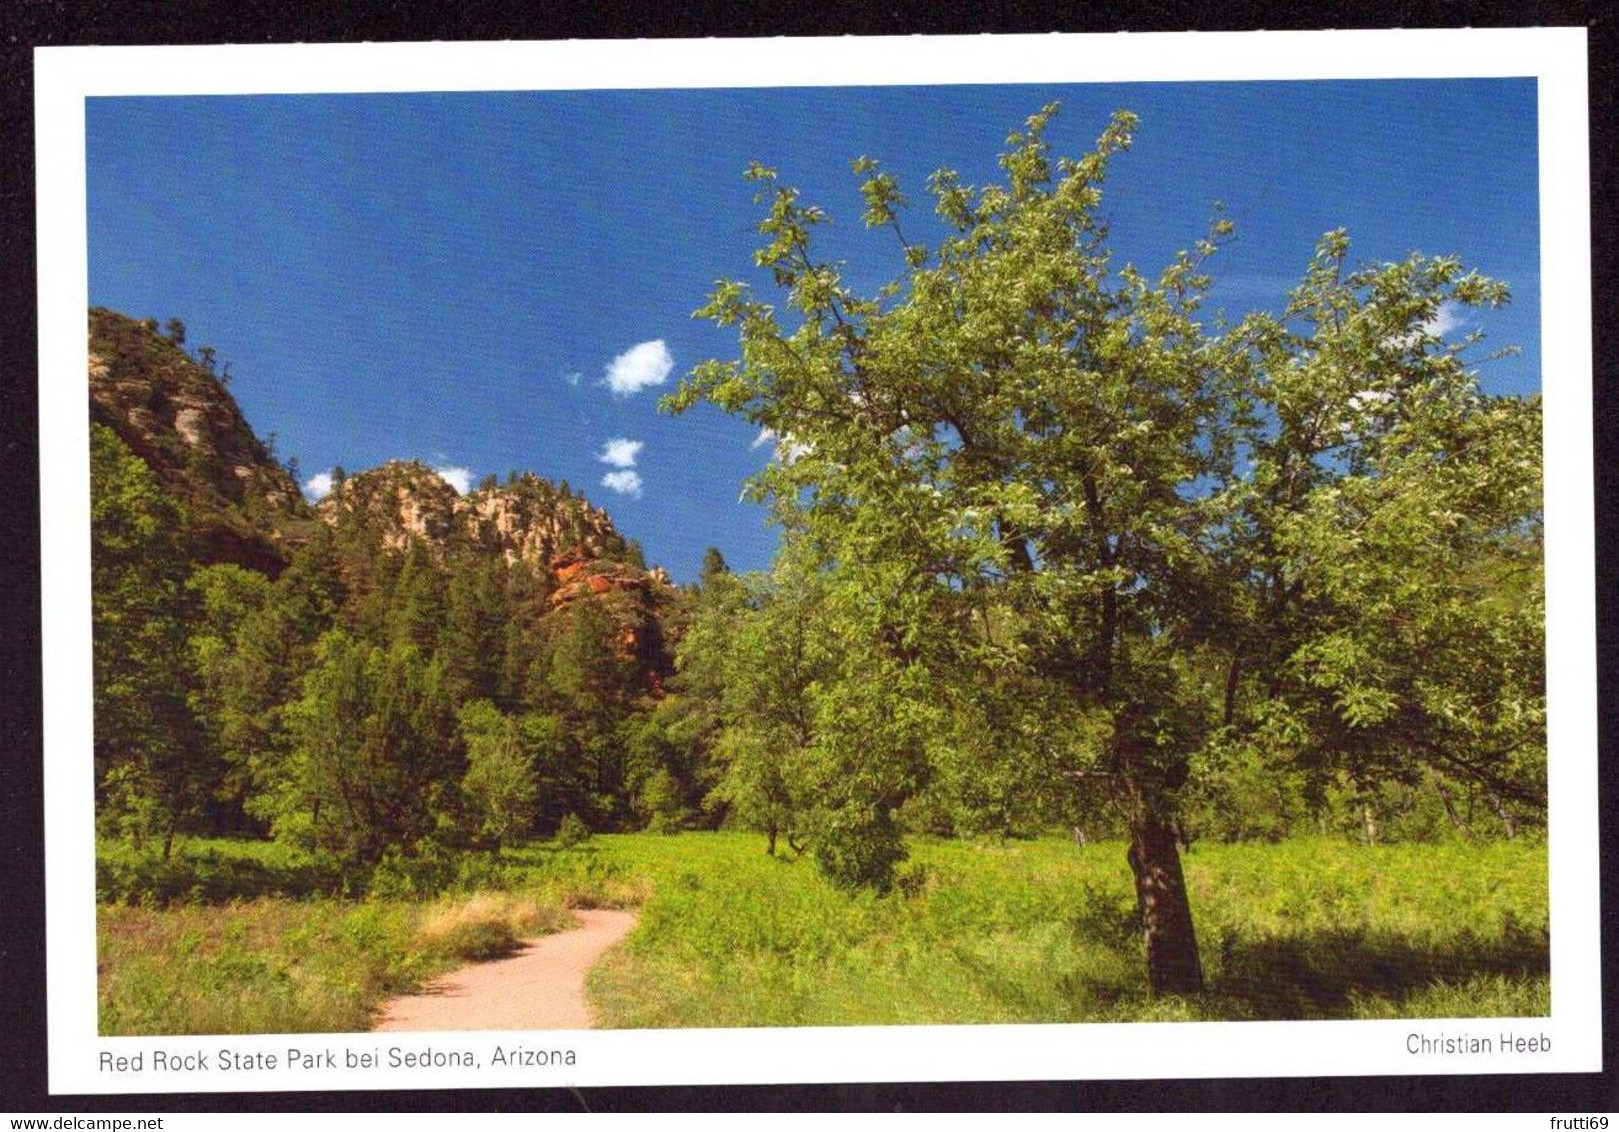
[36,30,1597,1092]
[83,75,1549,1029]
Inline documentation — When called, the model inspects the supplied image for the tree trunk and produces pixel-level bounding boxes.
[1493,795,1518,840]
[1127,807,1204,996]
[766,825,777,856]
[1430,772,1472,839]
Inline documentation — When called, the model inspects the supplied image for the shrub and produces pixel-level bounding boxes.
[367,842,460,899]
[813,809,907,893]
[555,813,591,848]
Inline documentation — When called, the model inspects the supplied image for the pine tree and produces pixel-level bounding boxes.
[91,424,208,857]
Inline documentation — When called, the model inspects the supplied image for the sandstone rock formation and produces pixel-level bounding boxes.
[89,307,307,572]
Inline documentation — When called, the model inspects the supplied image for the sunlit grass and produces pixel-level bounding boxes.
[99,889,577,1035]
[583,833,1547,1027]
[96,831,1547,1034]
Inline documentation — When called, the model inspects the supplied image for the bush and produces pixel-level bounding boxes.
[367,842,461,899]
[638,768,690,835]
[96,838,343,905]
[645,810,685,836]
[813,810,907,893]
[555,813,591,848]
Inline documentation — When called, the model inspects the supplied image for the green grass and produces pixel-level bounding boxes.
[581,833,1548,1027]
[97,837,346,904]
[98,883,579,1035]
[96,832,1548,1034]
[95,834,656,1035]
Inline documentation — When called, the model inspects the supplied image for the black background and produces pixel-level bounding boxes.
[2,0,1613,1113]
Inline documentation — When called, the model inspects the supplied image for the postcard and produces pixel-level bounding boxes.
[35,28,1596,1095]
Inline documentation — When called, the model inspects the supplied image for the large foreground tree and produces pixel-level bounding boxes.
[667,105,1543,995]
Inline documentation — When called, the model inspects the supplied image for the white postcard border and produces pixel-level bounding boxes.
[36,28,1597,1095]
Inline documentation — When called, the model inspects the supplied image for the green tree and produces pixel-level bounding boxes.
[636,766,687,833]
[516,710,576,834]
[90,424,207,857]
[502,559,557,709]
[269,631,462,870]
[681,566,835,857]
[668,104,1542,993]
[443,555,511,702]
[188,529,347,834]
[1218,232,1545,839]
[387,541,447,654]
[698,546,730,589]
[545,597,639,824]
[185,562,276,825]
[458,700,539,851]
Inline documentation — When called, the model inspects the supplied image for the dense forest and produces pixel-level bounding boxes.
[91,305,695,862]
[90,107,1546,1000]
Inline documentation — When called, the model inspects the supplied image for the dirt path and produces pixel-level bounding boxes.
[373,908,638,1032]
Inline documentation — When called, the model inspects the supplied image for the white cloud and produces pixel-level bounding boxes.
[604,339,674,397]
[303,471,334,500]
[564,371,582,387]
[751,426,810,465]
[434,466,473,494]
[601,469,644,497]
[779,438,812,465]
[1422,301,1464,339]
[598,437,644,468]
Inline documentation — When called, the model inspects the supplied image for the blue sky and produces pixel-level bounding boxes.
[86,80,1539,582]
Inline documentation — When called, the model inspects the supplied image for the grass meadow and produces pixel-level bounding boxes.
[96,833,1548,1035]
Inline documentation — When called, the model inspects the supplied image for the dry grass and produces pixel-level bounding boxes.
[99,889,579,1035]
[413,892,574,960]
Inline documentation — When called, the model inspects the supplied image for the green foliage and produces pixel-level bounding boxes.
[386,542,447,655]
[698,546,730,588]
[665,102,1545,986]
[681,567,824,854]
[97,836,343,904]
[263,631,462,869]
[1222,233,1546,827]
[443,558,512,703]
[555,812,592,848]
[637,768,688,834]
[458,700,539,850]
[812,808,907,893]
[185,562,281,825]
[546,596,638,722]
[91,424,207,853]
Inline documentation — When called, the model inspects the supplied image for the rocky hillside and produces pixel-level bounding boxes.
[88,308,680,659]
[89,307,308,572]
[315,459,678,670]
[314,461,631,568]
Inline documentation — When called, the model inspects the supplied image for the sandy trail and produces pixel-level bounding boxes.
[373,908,638,1032]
